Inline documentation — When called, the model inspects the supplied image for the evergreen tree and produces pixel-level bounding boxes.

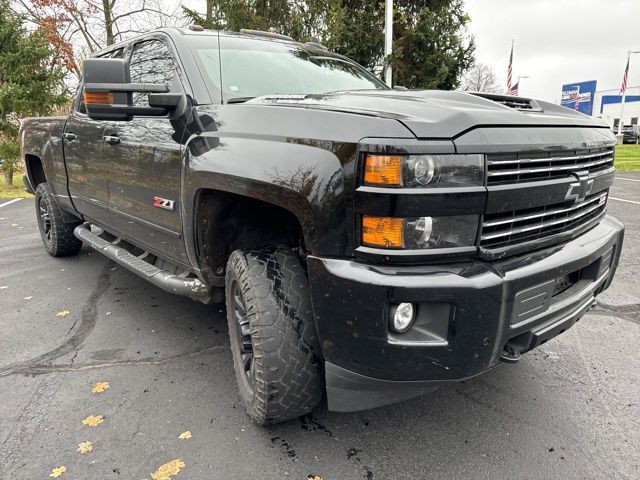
[0,0,67,185]
[390,0,475,89]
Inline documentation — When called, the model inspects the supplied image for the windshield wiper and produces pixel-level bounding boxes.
[226,97,256,104]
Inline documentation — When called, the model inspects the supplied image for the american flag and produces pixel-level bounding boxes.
[620,58,630,94]
[506,42,514,95]
[508,82,519,96]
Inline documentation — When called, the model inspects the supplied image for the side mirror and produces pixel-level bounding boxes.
[83,58,180,121]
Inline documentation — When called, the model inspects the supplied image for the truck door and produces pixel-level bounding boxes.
[102,37,189,267]
[63,85,110,226]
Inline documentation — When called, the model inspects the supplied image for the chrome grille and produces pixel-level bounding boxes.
[481,191,607,250]
[487,147,614,185]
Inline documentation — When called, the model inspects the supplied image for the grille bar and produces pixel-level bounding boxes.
[481,194,606,241]
[487,147,614,185]
[487,150,612,166]
[483,192,607,229]
[480,192,608,250]
[487,155,613,177]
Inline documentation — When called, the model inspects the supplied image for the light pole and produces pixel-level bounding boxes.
[516,75,530,95]
[384,0,393,86]
[618,50,640,135]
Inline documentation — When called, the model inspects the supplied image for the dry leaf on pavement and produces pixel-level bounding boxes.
[23,296,33,300]
[178,431,192,440]
[0,285,8,289]
[76,441,93,453]
[92,381,110,393]
[56,310,70,317]
[150,459,185,480]
[49,466,66,477]
[82,415,104,427]
[307,476,323,480]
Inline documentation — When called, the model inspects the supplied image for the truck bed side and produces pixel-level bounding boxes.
[20,116,77,215]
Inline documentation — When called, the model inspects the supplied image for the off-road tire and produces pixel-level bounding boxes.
[35,183,83,257]
[225,246,324,425]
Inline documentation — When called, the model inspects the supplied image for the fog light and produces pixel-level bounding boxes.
[392,303,415,333]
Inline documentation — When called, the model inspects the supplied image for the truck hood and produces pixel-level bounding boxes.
[249,90,610,139]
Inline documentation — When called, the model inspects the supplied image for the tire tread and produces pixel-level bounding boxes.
[226,246,324,425]
[35,183,82,257]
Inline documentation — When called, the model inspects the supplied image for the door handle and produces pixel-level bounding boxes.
[62,132,76,141]
[103,135,120,145]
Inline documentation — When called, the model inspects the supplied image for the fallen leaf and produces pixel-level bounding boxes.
[150,459,185,480]
[49,466,66,477]
[92,381,110,393]
[76,441,93,453]
[56,310,70,317]
[0,286,7,289]
[82,415,104,427]
[105,311,112,316]
[23,296,33,300]
[307,476,322,480]
[177,431,192,440]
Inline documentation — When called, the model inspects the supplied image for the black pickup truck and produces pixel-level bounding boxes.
[20,27,624,425]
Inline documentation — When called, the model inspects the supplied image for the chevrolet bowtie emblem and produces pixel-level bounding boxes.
[565,171,593,203]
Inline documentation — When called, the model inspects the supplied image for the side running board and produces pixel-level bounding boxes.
[74,223,213,302]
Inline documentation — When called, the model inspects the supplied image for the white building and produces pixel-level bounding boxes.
[592,85,640,129]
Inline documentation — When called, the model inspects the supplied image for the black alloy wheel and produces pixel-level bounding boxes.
[231,279,255,392]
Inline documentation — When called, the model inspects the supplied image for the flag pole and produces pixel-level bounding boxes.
[384,0,393,86]
[618,50,630,136]
[506,40,514,95]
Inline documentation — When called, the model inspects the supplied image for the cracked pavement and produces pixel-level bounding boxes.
[1,174,639,480]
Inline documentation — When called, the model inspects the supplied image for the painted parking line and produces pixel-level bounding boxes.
[0,198,22,209]
[609,196,640,205]
[616,177,640,183]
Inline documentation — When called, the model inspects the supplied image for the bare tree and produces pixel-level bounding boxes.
[460,63,502,94]
[11,0,184,80]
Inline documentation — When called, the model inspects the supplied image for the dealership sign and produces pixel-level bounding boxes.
[561,80,597,116]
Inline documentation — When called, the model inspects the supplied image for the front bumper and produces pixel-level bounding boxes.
[307,215,624,412]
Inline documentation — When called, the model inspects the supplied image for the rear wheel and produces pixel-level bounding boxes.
[35,183,82,257]
[225,246,324,425]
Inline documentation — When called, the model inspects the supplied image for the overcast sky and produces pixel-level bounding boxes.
[465,0,640,102]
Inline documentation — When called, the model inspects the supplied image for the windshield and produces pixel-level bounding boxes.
[190,35,387,102]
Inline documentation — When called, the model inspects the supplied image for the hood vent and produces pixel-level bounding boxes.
[471,93,543,112]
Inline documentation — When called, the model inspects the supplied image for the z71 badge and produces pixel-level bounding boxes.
[153,197,175,211]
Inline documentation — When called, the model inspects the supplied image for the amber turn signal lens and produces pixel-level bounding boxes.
[364,154,403,186]
[362,216,404,248]
[84,92,113,104]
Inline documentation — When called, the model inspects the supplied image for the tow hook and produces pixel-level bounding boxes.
[500,342,522,364]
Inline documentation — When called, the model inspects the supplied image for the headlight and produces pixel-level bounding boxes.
[362,215,478,249]
[363,154,484,187]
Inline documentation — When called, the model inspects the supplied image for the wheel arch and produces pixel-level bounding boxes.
[24,153,46,192]
[192,187,311,286]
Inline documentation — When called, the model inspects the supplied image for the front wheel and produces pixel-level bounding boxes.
[35,183,82,257]
[225,246,324,425]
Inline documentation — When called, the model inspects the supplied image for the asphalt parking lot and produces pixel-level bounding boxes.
[1,174,639,480]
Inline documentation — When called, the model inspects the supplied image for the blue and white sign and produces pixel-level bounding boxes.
[561,80,597,115]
